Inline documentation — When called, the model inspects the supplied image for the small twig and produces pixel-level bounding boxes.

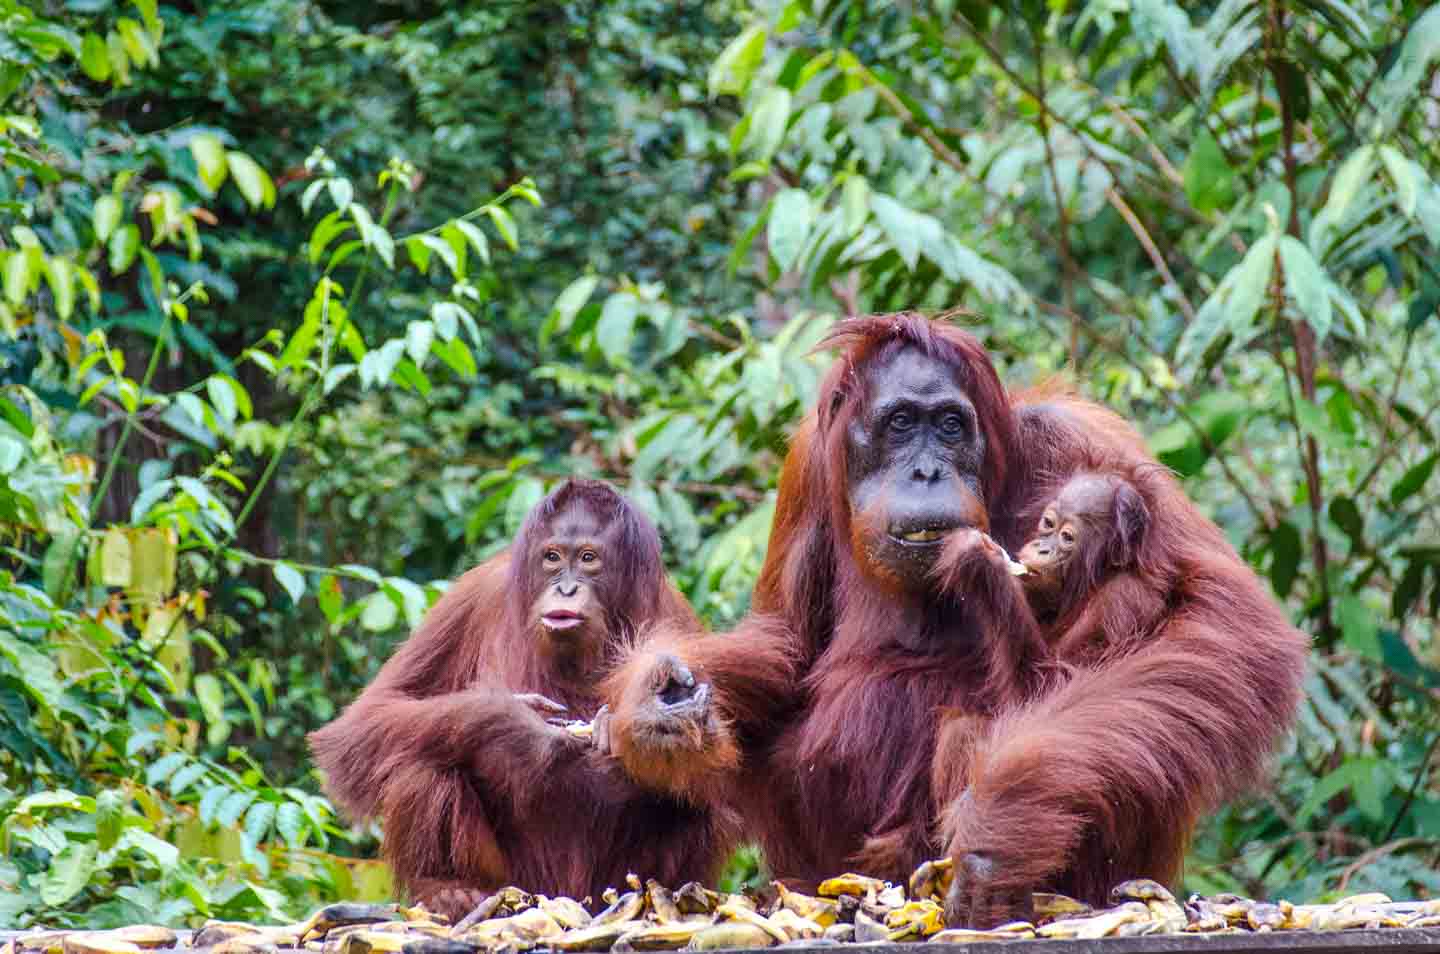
[1381,729,1440,843]
[1105,188,1196,322]
[1268,0,1334,643]
[1354,328,1418,497]
[1335,837,1433,892]
[1033,29,1081,367]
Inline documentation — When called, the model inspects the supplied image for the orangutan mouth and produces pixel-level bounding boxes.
[542,611,585,631]
[896,528,946,544]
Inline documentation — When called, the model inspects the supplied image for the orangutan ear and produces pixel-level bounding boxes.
[1107,482,1149,569]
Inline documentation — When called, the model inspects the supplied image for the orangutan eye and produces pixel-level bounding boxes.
[1060,528,1075,545]
[1040,515,1055,531]
[543,549,561,564]
[940,412,966,436]
[889,411,914,432]
[580,549,598,564]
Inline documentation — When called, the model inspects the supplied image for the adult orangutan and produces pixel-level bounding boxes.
[605,313,1308,929]
[308,479,766,921]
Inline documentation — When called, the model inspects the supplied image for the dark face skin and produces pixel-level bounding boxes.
[846,347,988,590]
[1018,475,1113,603]
[532,503,609,653]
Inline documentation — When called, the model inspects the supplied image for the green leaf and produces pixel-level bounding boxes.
[273,563,305,604]
[308,211,353,266]
[843,175,870,235]
[415,234,458,276]
[1268,520,1301,599]
[405,320,435,366]
[1390,452,1439,506]
[360,592,399,632]
[546,275,599,345]
[1278,236,1331,342]
[768,189,811,273]
[485,206,518,251]
[1328,495,1365,548]
[199,785,228,826]
[216,790,256,828]
[595,294,638,367]
[93,195,122,243]
[205,374,238,425]
[870,194,925,271]
[1177,233,1276,371]
[168,761,208,797]
[133,0,162,38]
[226,151,276,209]
[317,575,343,623]
[145,751,186,787]
[745,87,791,162]
[194,673,225,731]
[95,789,125,851]
[427,338,473,381]
[118,828,179,868]
[245,800,276,846]
[1338,594,1381,661]
[1322,145,1373,223]
[0,434,22,475]
[42,257,75,320]
[708,23,767,97]
[115,17,156,68]
[109,224,140,274]
[42,842,98,907]
[452,219,490,264]
[1380,145,1421,217]
[4,250,31,306]
[276,802,305,847]
[80,32,111,81]
[189,134,228,193]
[1182,127,1236,214]
[107,30,131,85]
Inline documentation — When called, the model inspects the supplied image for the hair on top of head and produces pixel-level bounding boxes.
[808,310,1014,501]
[812,311,992,425]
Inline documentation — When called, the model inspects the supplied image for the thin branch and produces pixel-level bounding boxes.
[1335,837,1434,892]
[1105,187,1197,321]
[1033,298,1279,530]
[1353,328,1418,497]
[1268,0,1335,643]
[1032,26,1081,366]
[955,19,1197,322]
[1381,729,1440,843]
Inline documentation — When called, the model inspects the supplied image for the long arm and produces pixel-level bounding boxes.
[599,614,802,798]
[940,566,1308,926]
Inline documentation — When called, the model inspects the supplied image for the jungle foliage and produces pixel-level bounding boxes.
[1,0,1438,927]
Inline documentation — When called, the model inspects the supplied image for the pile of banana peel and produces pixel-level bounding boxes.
[7,860,1440,954]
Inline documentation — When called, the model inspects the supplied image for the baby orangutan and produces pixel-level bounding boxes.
[1018,470,1171,665]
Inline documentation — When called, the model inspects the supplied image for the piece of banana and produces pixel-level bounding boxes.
[645,880,684,925]
[683,923,774,951]
[815,873,887,899]
[906,858,954,903]
[772,882,838,927]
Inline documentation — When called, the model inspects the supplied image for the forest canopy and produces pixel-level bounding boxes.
[1,0,1438,927]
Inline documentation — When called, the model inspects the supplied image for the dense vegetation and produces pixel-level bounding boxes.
[2,0,1438,928]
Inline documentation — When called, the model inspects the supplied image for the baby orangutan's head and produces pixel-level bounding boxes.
[1018,472,1148,611]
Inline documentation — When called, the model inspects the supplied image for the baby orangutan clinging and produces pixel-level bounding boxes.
[1018,471,1169,665]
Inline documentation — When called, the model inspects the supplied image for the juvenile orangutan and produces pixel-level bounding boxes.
[1017,469,1172,665]
[308,479,749,920]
